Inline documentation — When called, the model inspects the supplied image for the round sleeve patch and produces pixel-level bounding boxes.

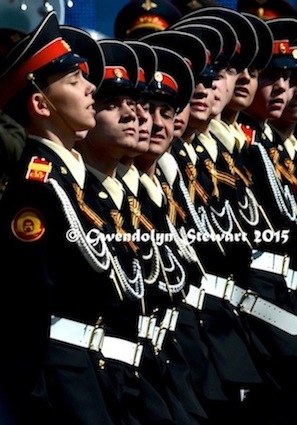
[11,208,45,242]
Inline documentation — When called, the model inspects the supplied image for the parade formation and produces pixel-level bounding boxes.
[0,1,297,424]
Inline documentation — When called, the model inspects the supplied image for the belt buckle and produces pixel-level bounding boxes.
[238,289,258,314]
[88,321,105,352]
[133,342,143,368]
[282,254,290,277]
[223,277,235,301]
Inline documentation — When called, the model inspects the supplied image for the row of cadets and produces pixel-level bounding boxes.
[123,33,214,424]
[113,39,204,425]
[79,28,212,424]
[0,12,205,425]
[229,16,297,424]
[74,38,168,425]
[269,25,297,203]
[188,10,296,423]
[75,36,205,425]
[0,12,128,425]
[122,40,210,424]
[192,8,297,424]
[140,10,268,425]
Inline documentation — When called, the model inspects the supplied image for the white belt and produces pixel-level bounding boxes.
[227,286,297,336]
[185,275,297,335]
[184,274,233,310]
[50,316,143,367]
[250,250,290,276]
[285,268,297,291]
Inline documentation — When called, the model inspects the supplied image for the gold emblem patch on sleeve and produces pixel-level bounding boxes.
[11,208,45,242]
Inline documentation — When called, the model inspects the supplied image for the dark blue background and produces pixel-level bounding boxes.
[65,0,238,38]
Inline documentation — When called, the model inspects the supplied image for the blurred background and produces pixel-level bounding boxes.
[0,0,238,38]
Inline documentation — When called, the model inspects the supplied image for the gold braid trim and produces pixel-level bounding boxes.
[269,147,297,186]
[161,182,187,225]
[127,196,155,231]
[73,183,105,230]
[204,159,236,199]
[110,210,139,254]
[185,162,210,205]
[222,152,252,187]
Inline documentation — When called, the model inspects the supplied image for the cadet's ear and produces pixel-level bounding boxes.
[29,92,50,117]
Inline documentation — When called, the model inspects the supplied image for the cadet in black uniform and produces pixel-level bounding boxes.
[228,16,297,425]
[117,39,210,424]
[0,11,129,425]
[164,9,267,424]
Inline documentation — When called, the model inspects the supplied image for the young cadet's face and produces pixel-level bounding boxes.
[227,67,259,112]
[211,67,238,117]
[136,99,153,153]
[88,95,138,157]
[46,68,97,132]
[246,68,291,121]
[279,71,297,123]
[120,99,153,159]
[173,104,190,139]
[145,100,175,159]
[188,80,215,127]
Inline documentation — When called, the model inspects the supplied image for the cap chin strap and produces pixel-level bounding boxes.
[27,72,77,134]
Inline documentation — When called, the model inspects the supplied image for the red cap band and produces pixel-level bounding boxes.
[0,37,73,108]
[273,40,290,55]
[104,65,130,81]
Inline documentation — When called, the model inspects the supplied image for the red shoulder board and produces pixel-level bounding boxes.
[25,156,52,182]
[239,124,256,145]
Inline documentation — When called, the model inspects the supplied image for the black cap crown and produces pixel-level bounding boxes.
[242,13,273,70]
[185,7,259,71]
[172,15,238,69]
[140,30,207,83]
[125,40,158,94]
[147,44,195,111]
[96,39,140,97]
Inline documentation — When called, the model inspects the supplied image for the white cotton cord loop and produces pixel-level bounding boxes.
[49,178,146,301]
[255,142,297,222]
[238,187,260,227]
[49,178,110,272]
[112,256,145,300]
[143,239,161,285]
[165,215,206,276]
[158,245,186,294]
[209,199,234,235]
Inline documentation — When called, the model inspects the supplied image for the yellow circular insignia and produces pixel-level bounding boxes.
[11,208,45,242]
[196,145,204,153]
[114,68,123,78]
[154,71,163,82]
